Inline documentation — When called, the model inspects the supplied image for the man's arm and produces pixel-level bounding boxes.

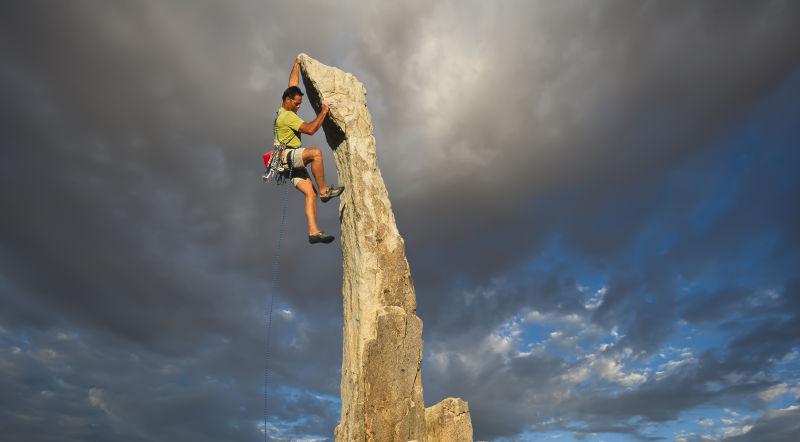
[298,102,330,135]
[288,57,301,87]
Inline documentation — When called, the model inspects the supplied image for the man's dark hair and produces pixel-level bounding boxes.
[282,86,304,101]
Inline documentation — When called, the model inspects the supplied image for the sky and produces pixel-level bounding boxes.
[1,0,799,441]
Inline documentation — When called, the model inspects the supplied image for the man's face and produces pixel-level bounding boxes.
[286,95,302,112]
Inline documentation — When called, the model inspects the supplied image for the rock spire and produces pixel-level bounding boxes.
[298,53,473,442]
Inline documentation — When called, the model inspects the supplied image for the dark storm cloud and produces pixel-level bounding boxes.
[2,0,799,441]
[727,408,800,442]
[422,264,799,439]
[0,312,340,441]
[392,0,800,292]
[419,65,800,438]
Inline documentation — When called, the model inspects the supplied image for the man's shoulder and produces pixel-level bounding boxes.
[276,108,302,122]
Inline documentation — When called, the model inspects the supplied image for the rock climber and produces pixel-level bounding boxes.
[274,56,345,244]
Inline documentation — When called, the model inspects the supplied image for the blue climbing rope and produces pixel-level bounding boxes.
[264,157,293,441]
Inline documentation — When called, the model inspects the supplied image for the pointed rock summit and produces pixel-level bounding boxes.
[298,54,474,442]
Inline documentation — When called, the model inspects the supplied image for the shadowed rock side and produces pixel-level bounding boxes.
[298,54,473,442]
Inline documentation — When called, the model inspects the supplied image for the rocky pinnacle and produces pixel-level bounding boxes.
[298,54,472,442]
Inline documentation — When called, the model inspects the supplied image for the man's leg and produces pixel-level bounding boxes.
[295,178,319,235]
[301,147,329,196]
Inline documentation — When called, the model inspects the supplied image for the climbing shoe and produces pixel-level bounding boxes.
[320,185,344,203]
[308,231,335,244]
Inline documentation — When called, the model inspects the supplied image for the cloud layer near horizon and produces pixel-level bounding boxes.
[2,1,799,440]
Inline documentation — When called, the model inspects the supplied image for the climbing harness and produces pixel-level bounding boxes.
[262,111,296,440]
[261,144,289,184]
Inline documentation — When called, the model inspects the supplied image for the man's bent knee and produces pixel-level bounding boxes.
[302,147,322,164]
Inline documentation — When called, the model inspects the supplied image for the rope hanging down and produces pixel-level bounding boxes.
[263,121,295,440]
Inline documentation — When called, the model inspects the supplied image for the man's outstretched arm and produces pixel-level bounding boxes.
[288,57,301,87]
[299,102,330,135]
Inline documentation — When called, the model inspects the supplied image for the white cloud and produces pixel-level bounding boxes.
[561,365,591,385]
[780,349,799,362]
[655,353,698,380]
[561,353,648,388]
[722,424,752,439]
[525,310,546,322]
[487,332,515,355]
[594,356,648,387]
[758,383,789,402]
[584,286,607,310]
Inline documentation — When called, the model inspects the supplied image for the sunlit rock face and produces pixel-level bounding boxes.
[425,398,473,442]
[299,54,472,442]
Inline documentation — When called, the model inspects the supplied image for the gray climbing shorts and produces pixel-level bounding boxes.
[280,147,310,186]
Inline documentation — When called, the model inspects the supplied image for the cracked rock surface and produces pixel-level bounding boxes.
[425,398,473,442]
[298,54,472,442]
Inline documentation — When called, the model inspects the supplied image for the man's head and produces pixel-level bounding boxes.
[282,86,304,112]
